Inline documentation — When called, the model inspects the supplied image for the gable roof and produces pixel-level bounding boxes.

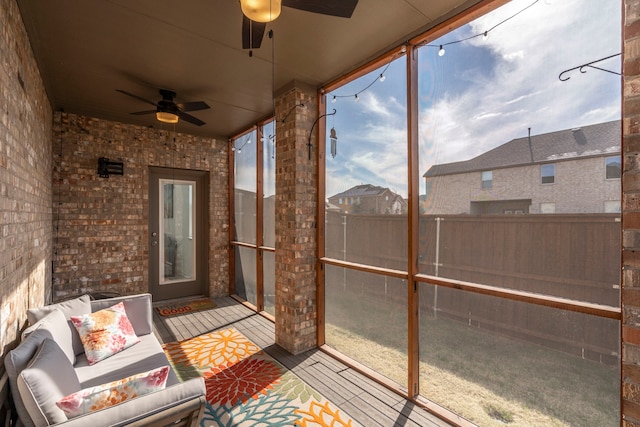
[424,121,620,178]
[328,184,391,199]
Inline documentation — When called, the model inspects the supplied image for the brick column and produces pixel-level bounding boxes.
[274,81,318,354]
[623,1,640,424]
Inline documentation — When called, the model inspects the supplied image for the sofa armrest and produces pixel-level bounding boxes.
[54,377,206,427]
[89,293,153,336]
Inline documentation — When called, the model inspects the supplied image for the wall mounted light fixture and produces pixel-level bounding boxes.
[98,157,124,178]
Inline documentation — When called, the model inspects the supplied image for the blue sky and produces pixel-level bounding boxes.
[324,0,621,198]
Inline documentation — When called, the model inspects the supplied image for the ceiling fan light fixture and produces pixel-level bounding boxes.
[156,111,179,124]
[240,0,281,23]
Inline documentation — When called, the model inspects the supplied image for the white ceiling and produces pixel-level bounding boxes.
[17,0,480,139]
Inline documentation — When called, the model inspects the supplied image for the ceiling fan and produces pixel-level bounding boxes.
[116,89,210,126]
[241,0,359,51]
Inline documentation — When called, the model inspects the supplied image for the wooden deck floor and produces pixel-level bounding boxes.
[152,296,454,427]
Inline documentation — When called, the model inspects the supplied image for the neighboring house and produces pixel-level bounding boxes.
[328,184,407,215]
[423,121,621,215]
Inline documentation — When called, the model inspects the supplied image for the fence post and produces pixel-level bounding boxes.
[342,214,347,292]
[433,217,443,319]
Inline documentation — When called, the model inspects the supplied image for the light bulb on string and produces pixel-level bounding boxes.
[482,31,488,41]
[379,73,386,82]
[238,147,242,153]
[332,96,337,104]
[438,45,445,57]
[354,94,360,103]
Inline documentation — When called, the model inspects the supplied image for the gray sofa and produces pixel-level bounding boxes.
[4,293,206,427]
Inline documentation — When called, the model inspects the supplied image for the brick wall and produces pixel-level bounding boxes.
[0,0,52,353]
[52,112,229,300]
[274,83,319,354]
[624,0,640,424]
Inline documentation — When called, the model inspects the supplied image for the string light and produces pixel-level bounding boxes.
[329,61,393,104]
[231,134,253,153]
[422,0,541,56]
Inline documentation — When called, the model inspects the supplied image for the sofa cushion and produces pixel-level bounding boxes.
[17,338,81,426]
[71,302,140,365]
[27,294,91,355]
[22,309,76,365]
[5,329,53,427]
[56,366,169,419]
[75,333,179,387]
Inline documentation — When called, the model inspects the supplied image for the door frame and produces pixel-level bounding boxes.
[149,167,209,301]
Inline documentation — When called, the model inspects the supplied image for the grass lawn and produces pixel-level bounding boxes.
[325,292,619,427]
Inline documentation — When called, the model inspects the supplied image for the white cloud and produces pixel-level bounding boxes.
[419,0,621,174]
[326,0,621,198]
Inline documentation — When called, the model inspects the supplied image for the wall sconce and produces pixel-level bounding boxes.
[98,157,124,178]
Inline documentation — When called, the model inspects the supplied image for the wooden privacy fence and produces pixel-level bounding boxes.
[325,212,621,363]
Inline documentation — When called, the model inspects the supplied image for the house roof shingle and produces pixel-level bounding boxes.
[424,121,620,177]
[328,184,391,200]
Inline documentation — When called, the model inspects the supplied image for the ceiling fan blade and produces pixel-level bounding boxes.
[176,101,210,112]
[242,16,266,50]
[178,112,206,126]
[129,110,157,115]
[115,89,157,107]
[282,0,358,18]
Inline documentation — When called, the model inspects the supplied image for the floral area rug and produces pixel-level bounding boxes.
[163,328,360,426]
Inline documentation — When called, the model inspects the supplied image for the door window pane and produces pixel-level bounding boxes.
[160,180,195,284]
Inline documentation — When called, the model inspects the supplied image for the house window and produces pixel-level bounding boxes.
[339,198,343,204]
[606,156,621,179]
[604,200,621,213]
[540,203,556,214]
[481,171,492,189]
[541,164,555,184]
